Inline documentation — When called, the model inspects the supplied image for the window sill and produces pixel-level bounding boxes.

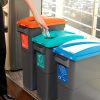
[64,25,100,41]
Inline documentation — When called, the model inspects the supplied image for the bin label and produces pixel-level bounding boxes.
[36,52,45,69]
[21,33,29,49]
[58,64,69,83]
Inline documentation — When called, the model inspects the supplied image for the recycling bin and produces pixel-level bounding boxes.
[53,39,100,100]
[16,16,67,90]
[32,30,85,100]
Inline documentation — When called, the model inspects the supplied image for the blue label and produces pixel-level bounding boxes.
[58,64,69,83]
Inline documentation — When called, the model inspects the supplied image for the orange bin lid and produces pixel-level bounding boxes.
[17,16,68,28]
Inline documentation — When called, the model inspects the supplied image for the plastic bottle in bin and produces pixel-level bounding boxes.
[42,30,51,38]
[42,25,51,38]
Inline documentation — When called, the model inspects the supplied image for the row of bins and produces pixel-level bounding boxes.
[32,30,85,100]
[17,16,67,90]
[32,32,100,100]
[17,16,100,100]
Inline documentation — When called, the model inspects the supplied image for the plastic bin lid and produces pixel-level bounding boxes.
[60,39,100,47]
[16,16,68,28]
[53,42,100,61]
[32,30,85,48]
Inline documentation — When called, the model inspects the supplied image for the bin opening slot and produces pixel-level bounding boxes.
[29,19,35,22]
[19,26,27,29]
[45,36,55,39]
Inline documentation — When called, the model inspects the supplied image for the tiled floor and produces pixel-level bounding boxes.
[6,70,41,100]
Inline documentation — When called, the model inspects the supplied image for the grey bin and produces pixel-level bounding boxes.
[53,39,100,100]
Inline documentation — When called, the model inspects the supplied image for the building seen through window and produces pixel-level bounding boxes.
[42,0,100,38]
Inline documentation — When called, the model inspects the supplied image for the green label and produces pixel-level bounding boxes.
[36,52,45,69]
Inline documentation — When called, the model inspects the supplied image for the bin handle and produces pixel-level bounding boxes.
[33,43,45,53]
[55,55,70,68]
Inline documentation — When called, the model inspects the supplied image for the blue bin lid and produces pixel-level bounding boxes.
[53,40,100,61]
[32,30,85,48]
[61,39,100,48]
[61,39,100,46]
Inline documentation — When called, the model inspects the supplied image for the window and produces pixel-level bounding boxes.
[42,0,56,16]
[42,0,100,39]
[96,0,100,38]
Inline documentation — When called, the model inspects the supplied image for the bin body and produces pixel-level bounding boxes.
[32,31,85,100]
[20,28,41,90]
[35,48,57,100]
[17,17,67,90]
[53,41,100,100]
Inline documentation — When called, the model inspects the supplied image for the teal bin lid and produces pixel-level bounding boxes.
[53,40,100,61]
[32,30,85,48]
